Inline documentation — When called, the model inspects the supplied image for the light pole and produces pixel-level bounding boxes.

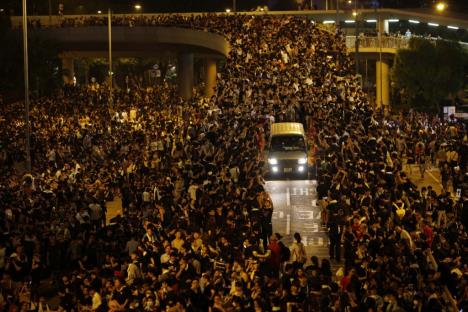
[336,0,339,26]
[108,8,113,108]
[22,0,32,173]
[354,11,359,75]
[48,0,52,24]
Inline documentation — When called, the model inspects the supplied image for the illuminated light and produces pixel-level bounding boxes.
[268,158,278,165]
[298,166,305,172]
[366,19,377,23]
[0,9,4,12]
[428,23,439,27]
[272,166,279,173]
[323,20,335,24]
[134,4,142,10]
[97,10,102,14]
[447,25,459,30]
[344,20,355,23]
[436,2,447,12]
[225,8,231,13]
[352,11,358,17]
[388,19,399,22]
[298,158,307,165]
[409,20,420,24]
[347,0,352,3]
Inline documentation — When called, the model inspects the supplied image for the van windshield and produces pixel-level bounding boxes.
[271,135,305,152]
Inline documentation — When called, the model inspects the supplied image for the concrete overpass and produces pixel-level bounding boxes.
[345,35,468,108]
[29,26,230,99]
[10,8,468,31]
[9,9,467,102]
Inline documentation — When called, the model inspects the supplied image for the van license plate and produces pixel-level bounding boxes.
[284,168,292,173]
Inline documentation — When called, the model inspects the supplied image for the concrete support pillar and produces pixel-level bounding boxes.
[204,59,217,98]
[177,53,194,100]
[377,19,389,35]
[376,59,390,108]
[62,58,74,84]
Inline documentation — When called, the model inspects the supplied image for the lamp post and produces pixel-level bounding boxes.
[48,0,52,24]
[336,0,339,26]
[22,0,32,172]
[108,8,113,108]
[354,8,360,75]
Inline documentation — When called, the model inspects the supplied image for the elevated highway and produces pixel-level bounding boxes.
[9,9,467,102]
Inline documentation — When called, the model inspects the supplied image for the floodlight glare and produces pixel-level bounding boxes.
[436,2,447,12]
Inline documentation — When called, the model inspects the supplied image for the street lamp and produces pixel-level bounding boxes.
[435,2,447,12]
[134,4,142,10]
[97,10,102,14]
[22,0,32,172]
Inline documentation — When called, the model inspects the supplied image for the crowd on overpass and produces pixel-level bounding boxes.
[1,13,467,312]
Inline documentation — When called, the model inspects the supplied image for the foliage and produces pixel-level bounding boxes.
[392,37,467,112]
[0,20,61,99]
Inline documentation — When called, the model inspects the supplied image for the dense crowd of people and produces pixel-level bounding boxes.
[1,13,468,312]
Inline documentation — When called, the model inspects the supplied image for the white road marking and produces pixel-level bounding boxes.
[299,188,309,196]
[311,199,316,206]
[286,214,291,235]
[427,170,441,184]
[303,236,308,246]
[286,187,290,206]
[311,223,319,232]
[318,237,324,246]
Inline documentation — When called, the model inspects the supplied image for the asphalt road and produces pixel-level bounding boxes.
[265,179,330,261]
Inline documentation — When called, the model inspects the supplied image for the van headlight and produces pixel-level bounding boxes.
[268,158,278,165]
[298,158,307,164]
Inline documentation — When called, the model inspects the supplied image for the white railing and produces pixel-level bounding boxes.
[346,36,409,50]
[346,35,468,52]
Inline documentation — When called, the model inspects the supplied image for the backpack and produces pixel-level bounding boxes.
[278,241,291,262]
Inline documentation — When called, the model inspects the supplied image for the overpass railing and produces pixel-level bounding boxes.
[346,35,468,52]
[346,36,409,50]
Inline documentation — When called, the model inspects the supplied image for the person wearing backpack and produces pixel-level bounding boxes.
[290,232,307,269]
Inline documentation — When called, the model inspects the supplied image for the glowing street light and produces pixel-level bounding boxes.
[97,10,102,14]
[225,8,231,13]
[352,10,358,17]
[134,4,142,10]
[436,2,447,12]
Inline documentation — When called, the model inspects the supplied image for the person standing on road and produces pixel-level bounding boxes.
[290,232,307,269]
[326,193,341,262]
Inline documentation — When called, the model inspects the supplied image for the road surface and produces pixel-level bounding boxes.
[265,179,330,261]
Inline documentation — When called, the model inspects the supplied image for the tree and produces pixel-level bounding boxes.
[392,37,467,112]
[0,20,61,99]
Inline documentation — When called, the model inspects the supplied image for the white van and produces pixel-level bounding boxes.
[267,122,308,179]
